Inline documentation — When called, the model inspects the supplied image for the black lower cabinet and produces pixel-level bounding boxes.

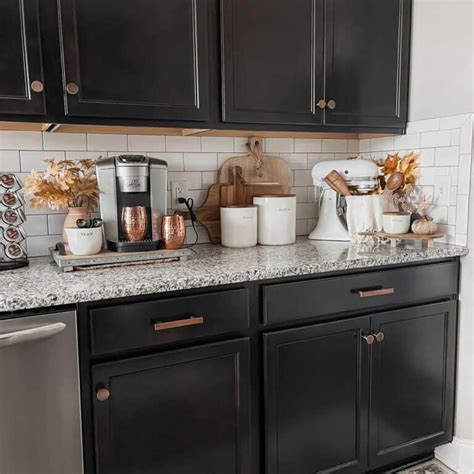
[369,301,457,469]
[264,317,371,474]
[264,301,457,474]
[92,338,251,474]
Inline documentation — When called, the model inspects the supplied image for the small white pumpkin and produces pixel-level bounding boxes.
[412,218,437,235]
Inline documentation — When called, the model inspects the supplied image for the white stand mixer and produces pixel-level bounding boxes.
[308,160,380,241]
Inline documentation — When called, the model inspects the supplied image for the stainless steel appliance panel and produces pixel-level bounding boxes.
[0,310,83,474]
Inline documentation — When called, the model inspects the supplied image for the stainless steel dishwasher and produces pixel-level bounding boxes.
[0,310,83,474]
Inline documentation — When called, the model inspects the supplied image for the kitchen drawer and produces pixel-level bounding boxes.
[90,288,250,355]
[263,262,458,325]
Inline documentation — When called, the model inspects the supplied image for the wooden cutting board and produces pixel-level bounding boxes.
[178,138,291,243]
[218,137,291,193]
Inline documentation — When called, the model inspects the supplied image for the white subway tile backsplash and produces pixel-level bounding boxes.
[202,171,218,188]
[0,150,20,172]
[7,113,472,254]
[434,146,459,166]
[420,130,451,148]
[439,114,471,130]
[451,129,461,146]
[184,153,217,171]
[296,219,308,236]
[47,214,67,235]
[370,136,394,152]
[148,152,184,171]
[280,153,307,170]
[165,136,201,152]
[20,151,66,171]
[167,171,201,190]
[234,137,252,153]
[201,137,234,152]
[128,135,165,152]
[455,195,469,234]
[293,170,313,186]
[0,131,43,150]
[348,140,359,154]
[26,234,62,257]
[406,118,440,134]
[458,154,472,194]
[296,202,317,219]
[23,215,48,236]
[43,132,87,151]
[294,139,322,153]
[393,133,420,150]
[308,153,335,168]
[321,139,347,153]
[359,139,370,153]
[87,134,127,151]
[265,138,294,153]
[417,148,435,167]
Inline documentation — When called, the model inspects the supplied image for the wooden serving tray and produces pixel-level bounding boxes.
[50,247,193,272]
[358,232,444,248]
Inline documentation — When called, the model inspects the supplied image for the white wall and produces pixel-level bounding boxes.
[409,0,474,121]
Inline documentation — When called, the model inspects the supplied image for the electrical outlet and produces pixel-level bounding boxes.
[172,180,188,205]
[434,175,451,206]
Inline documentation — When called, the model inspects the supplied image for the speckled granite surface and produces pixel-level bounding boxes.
[0,238,468,313]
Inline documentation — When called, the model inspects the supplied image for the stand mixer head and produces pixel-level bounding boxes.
[308,159,380,241]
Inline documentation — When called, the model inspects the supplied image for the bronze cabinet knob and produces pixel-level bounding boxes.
[362,334,375,345]
[374,332,385,343]
[316,99,327,109]
[30,80,44,93]
[66,82,80,95]
[327,99,337,110]
[96,388,110,402]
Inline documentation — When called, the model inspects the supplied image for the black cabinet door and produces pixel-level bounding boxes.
[264,317,370,474]
[369,301,457,469]
[58,0,209,121]
[92,338,250,474]
[221,0,324,125]
[0,0,45,115]
[323,0,411,128]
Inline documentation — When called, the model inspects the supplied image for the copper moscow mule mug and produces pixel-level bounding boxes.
[121,206,147,242]
[161,215,186,250]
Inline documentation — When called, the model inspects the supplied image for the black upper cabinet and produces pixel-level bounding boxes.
[324,0,411,127]
[221,0,324,125]
[264,317,370,474]
[369,302,457,469]
[57,0,210,121]
[221,0,411,129]
[92,338,251,474]
[0,0,46,115]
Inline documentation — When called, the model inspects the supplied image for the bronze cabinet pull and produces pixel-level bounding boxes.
[374,332,385,343]
[30,80,44,93]
[361,334,375,345]
[66,82,80,95]
[96,388,110,402]
[153,316,204,332]
[316,99,327,109]
[358,288,395,298]
[327,99,337,110]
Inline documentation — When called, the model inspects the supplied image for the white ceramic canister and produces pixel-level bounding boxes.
[253,194,296,245]
[64,227,103,256]
[220,205,258,248]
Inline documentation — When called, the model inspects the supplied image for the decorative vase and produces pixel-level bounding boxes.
[63,207,91,243]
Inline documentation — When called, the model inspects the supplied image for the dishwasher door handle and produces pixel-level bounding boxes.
[0,322,66,349]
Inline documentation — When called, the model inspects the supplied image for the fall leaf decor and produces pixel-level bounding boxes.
[381,152,420,190]
[24,159,99,210]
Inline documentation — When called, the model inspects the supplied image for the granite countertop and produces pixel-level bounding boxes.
[0,238,468,313]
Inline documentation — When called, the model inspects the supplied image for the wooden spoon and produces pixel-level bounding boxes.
[324,170,352,196]
[385,172,404,193]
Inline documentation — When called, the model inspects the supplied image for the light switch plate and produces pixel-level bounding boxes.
[434,175,451,206]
